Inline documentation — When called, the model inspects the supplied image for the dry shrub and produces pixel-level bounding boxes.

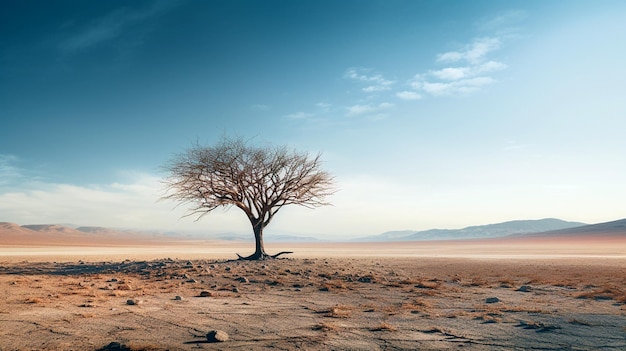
[371,322,397,331]
[474,314,502,323]
[414,280,441,290]
[321,280,348,291]
[401,298,430,311]
[577,285,625,302]
[398,277,421,285]
[323,304,353,318]
[116,283,133,291]
[463,277,489,287]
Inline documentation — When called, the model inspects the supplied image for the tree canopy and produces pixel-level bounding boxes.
[162,136,335,259]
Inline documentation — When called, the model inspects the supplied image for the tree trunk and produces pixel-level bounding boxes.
[252,222,267,259]
[236,221,293,260]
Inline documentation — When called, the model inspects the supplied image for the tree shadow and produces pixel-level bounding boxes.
[0,258,231,276]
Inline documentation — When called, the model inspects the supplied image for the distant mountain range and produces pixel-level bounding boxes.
[510,218,626,238]
[2,218,625,246]
[355,218,587,242]
[0,222,322,244]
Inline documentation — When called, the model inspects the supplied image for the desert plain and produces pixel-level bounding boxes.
[1,233,625,350]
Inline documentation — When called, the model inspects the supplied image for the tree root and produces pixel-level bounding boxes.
[236,251,294,260]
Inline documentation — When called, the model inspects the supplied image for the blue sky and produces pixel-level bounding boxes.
[1,1,625,238]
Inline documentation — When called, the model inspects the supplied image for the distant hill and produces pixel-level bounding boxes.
[511,218,626,238]
[0,223,166,246]
[0,222,322,245]
[357,218,587,241]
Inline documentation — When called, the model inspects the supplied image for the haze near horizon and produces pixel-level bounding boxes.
[1,1,625,239]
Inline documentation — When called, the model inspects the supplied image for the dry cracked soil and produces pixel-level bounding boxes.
[1,256,625,350]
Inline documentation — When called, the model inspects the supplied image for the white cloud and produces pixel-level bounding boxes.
[399,37,506,98]
[431,67,471,80]
[429,61,506,82]
[346,104,374,116]
[346,102,393,117]
[396,91,422,100]
[345,68,394,93]
[363,84,392,92]
[0,174,157,226]
[477,60,507,73]
[420,77,495,96]
[437,37,501,64]
[477,10,527,34]
[285,111,314,119]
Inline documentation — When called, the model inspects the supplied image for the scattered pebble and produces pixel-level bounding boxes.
[207,330,229,342]
[126,299,140,305]
[485,297,500,304]
[235,276,249,283]
[357,276,373,283]
[517,285,532,292]
[199,291,212,297]
[174,296,183,301]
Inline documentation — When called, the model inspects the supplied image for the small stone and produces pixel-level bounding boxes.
[126,299,139,305]
[174,296,183,301]
[232,287,240,293]
[235,276,249,283]
[199,291,212,297]
[485,297,500,304]
[102,342,126,350]
[357,276,373,283]
[207,330,229,342]
[517,285,532,292]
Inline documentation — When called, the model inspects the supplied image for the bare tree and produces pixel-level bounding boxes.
[161,136,335,260]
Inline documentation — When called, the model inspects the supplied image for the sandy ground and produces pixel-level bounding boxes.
[1,241,625,350]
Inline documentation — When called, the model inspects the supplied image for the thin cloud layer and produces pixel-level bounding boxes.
[345,68,395,93]
[285,111,314,120]
[59,0,179,53]
[283,14,514,122]
[437,37,501,64]
[0,154,21,186]
[346,102,393,117]
[403,37,507,97]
